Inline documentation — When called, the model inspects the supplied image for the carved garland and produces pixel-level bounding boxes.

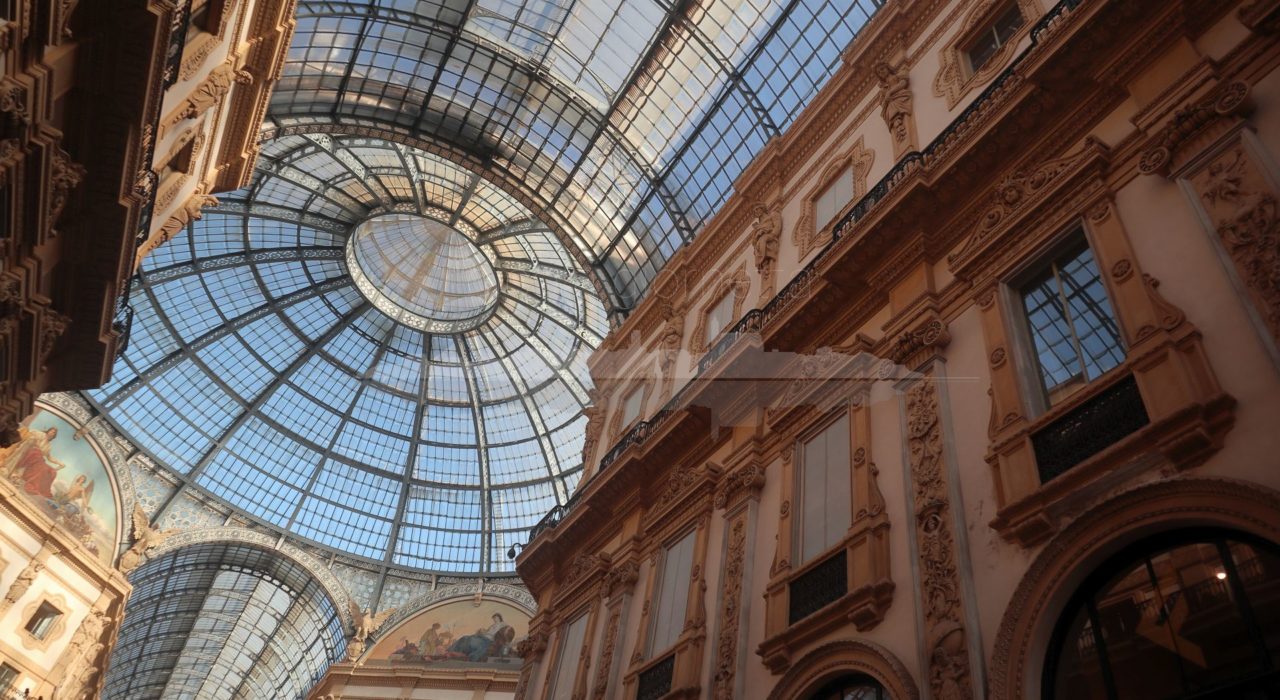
[905,381,976,700]
[792,138,875,259]
[710,514,747,700]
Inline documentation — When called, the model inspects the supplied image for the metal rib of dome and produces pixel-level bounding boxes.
[267,0,886,312]
[90,135,608,574]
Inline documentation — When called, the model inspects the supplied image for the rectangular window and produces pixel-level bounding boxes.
[649,529,696,655]
[548,612,589,700]
[24,602,61,640]
[965,3,1025,72]
[0,664,17,693]
[1019,234,1125,407]
[799,415,852,564]
[815,167,854,228]
[704,292,736,346]
[621,387,644,427]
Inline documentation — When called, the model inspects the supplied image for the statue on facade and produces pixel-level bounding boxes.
[751,202,781,299]
[346,601,395,661]
[119,504,174,573]
[875,61,914,153]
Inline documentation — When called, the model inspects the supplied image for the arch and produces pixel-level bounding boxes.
[766,640,921,700]
[104,540,349,700]
[359,587,534,665]
[140,526,355,630]
[989,477,1280,700]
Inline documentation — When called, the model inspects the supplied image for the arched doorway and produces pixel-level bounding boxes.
[1045,530,1280,699]
[807,673,891,699]
[989,478,1280,699]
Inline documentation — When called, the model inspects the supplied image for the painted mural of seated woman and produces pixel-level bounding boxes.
[446,613,515,662]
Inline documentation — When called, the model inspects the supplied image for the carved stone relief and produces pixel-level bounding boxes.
[1188,142,1280,344]
[905,381,975,700]
[711,514,747,700]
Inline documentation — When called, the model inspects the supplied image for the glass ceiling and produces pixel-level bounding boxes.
[268,0,885,310]
[91,135,608,574]
[91,0,891,577]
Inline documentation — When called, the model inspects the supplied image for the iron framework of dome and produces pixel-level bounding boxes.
[89,0,892,577]
[268,0,885,311]
[91,135,608,574]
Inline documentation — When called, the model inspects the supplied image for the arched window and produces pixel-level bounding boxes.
[807,674,888,700]
[1045,530,1280,699]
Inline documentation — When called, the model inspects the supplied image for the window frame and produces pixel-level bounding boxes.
[962,1,1026,75]
[794,408,854,566]
[646,526,698,658]
[1005,226,1126,417]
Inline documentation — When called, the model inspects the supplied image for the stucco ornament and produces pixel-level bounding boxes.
[346,601,395,661]
[119,503,176,573]
[906,381,975,700]
[751,202,782,299]
[876,61,915,154]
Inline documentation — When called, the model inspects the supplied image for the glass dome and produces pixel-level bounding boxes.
[90,135,608,574]
[346,214,500,331]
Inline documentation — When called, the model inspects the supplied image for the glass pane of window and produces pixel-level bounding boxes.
[967,3,1024,72]
[705,292,736,345]
[815,168,854,227]
[1057,246,1125,384]
[550,613,589,700]
[801,416,852,563]
[651,530,696,654]
[1021,238,1124,406]
[1227,541,1280,664]
[1050,605,1110,699]
[24,602,61,640]
[0,664,18,692]
[622,387,644,426]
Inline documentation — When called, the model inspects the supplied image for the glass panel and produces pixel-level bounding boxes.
[705,292,736,345]
[24,603,61,640]
[815,168,854,228]
[1228,541,1280,663]
[651,530,696,654]
[1051,605,1110,699]
[1021,237,1124,406]
[801,416,852,563]
[623,387,644,426]
[550,613,589,700]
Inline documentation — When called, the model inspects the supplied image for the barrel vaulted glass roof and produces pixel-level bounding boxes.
[269,0,885,310]
[91,135,608,574]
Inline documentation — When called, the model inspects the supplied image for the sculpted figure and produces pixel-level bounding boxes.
[119,504,174,573]
[751,202,781,298]
[876,61,914,148]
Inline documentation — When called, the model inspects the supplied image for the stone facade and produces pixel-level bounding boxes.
[516,1,1280,698]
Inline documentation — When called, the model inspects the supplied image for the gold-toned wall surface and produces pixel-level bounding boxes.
[515,1,1280,699]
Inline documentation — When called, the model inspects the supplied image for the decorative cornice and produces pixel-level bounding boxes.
[1137,80,1252,177]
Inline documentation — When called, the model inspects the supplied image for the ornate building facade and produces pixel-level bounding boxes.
[515,1,1280,699]
[0,0,295,450]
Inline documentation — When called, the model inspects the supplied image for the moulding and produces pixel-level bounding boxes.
[765,639,920,700]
